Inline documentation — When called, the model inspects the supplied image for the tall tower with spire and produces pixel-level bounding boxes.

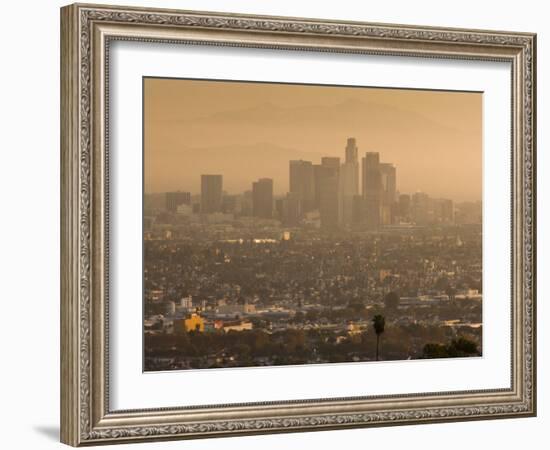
[345,137,358,165]
[340,138,360,225]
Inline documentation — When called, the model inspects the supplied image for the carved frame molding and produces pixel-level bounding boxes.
[61,3,536,446]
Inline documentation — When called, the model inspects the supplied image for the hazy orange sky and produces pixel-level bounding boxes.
[144,78,482,202]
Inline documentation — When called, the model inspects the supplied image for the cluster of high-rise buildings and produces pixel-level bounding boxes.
[282,138,398,229]
[163,138,456,229]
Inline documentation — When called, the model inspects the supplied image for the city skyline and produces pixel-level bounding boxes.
[150,142,466,231]
[144,78,482,201]
[143,79,483,371]
[148,142,470,203]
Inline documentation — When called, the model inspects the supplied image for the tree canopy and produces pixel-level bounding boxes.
[384,291,400,310]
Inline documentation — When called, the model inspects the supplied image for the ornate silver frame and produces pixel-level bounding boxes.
[60,3,536,446]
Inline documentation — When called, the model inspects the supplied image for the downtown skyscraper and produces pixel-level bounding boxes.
[200,174,223,213]
[359,152,398,228]
[289,160,315,213]
[252,178,274,219]
[362,152,383,229]
[380,163,396,225]
[283,139,400,230]
[318,157,340,230]
[340,137,360,225]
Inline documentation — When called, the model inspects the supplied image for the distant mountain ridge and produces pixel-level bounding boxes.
[145,96,482,201]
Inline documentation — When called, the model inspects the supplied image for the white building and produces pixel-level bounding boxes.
[180,296,193,309]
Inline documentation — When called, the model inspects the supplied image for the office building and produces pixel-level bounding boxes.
[222,194,240,214]
[412,191,431,224]
[313,158,340,229]
[435,198,454,224]
[240,190,253,216]
[398,194,411,222]
[319,170,340,229]
[362,152,383,229]
[345,137,359,165]
[282,192,302,226]
[166,191,191,213]
[321,156,340,171]
[289,160,315,213]
[352,194,366,227]
[252,178,274,219]
[380,163,396,225]
[200,174,223,213]
[341,138,360,225]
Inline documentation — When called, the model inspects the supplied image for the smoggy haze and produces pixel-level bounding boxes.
[144,78,482,202]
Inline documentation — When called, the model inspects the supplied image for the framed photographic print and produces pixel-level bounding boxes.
[60,3,537,446]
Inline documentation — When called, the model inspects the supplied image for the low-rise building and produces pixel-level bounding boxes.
[214,319,253,333]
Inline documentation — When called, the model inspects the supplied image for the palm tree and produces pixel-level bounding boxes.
[372,314,385,361]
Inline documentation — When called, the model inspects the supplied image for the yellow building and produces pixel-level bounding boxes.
[175,313,205,333]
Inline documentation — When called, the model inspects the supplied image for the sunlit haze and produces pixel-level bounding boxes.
[144,78,482,202]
